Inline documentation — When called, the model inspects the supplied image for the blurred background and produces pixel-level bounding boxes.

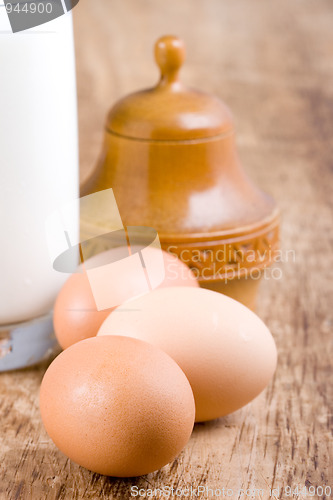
[75,0,333,204]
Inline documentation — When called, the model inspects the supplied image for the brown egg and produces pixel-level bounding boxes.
[40,336,195,477]
[54,247,198,349]
[53,270,112,350]
[98,287,278,422]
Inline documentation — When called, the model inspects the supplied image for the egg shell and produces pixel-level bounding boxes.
[40,335,195,477]
[53,247,198,350]
[98,287,277,422]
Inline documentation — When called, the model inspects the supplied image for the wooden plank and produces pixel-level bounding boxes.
[0,0,332,498]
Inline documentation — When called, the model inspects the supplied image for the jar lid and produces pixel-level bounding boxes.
[106,36,234,141]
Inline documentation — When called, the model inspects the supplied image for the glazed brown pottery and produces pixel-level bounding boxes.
[82,35,279,310]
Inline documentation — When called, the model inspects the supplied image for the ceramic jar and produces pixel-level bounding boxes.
[83,36,279,310]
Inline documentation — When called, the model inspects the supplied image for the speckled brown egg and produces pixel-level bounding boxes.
[53,247,198,350]
[39,335,195,477]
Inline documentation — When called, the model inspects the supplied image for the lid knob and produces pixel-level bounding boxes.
[154,35,185,87]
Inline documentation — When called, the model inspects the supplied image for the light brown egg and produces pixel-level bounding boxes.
[54,247,198,349]
[40,335,195,477]
[98,287,278,422]
[53,270,112,350]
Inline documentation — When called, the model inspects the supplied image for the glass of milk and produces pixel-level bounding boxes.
[0,8,79,370]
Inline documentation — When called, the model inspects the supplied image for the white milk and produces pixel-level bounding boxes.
[0,10,79,324]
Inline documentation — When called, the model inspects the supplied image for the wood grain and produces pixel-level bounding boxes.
[1,0,332,498]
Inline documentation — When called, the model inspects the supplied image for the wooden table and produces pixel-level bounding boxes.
[1,0,332,498]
